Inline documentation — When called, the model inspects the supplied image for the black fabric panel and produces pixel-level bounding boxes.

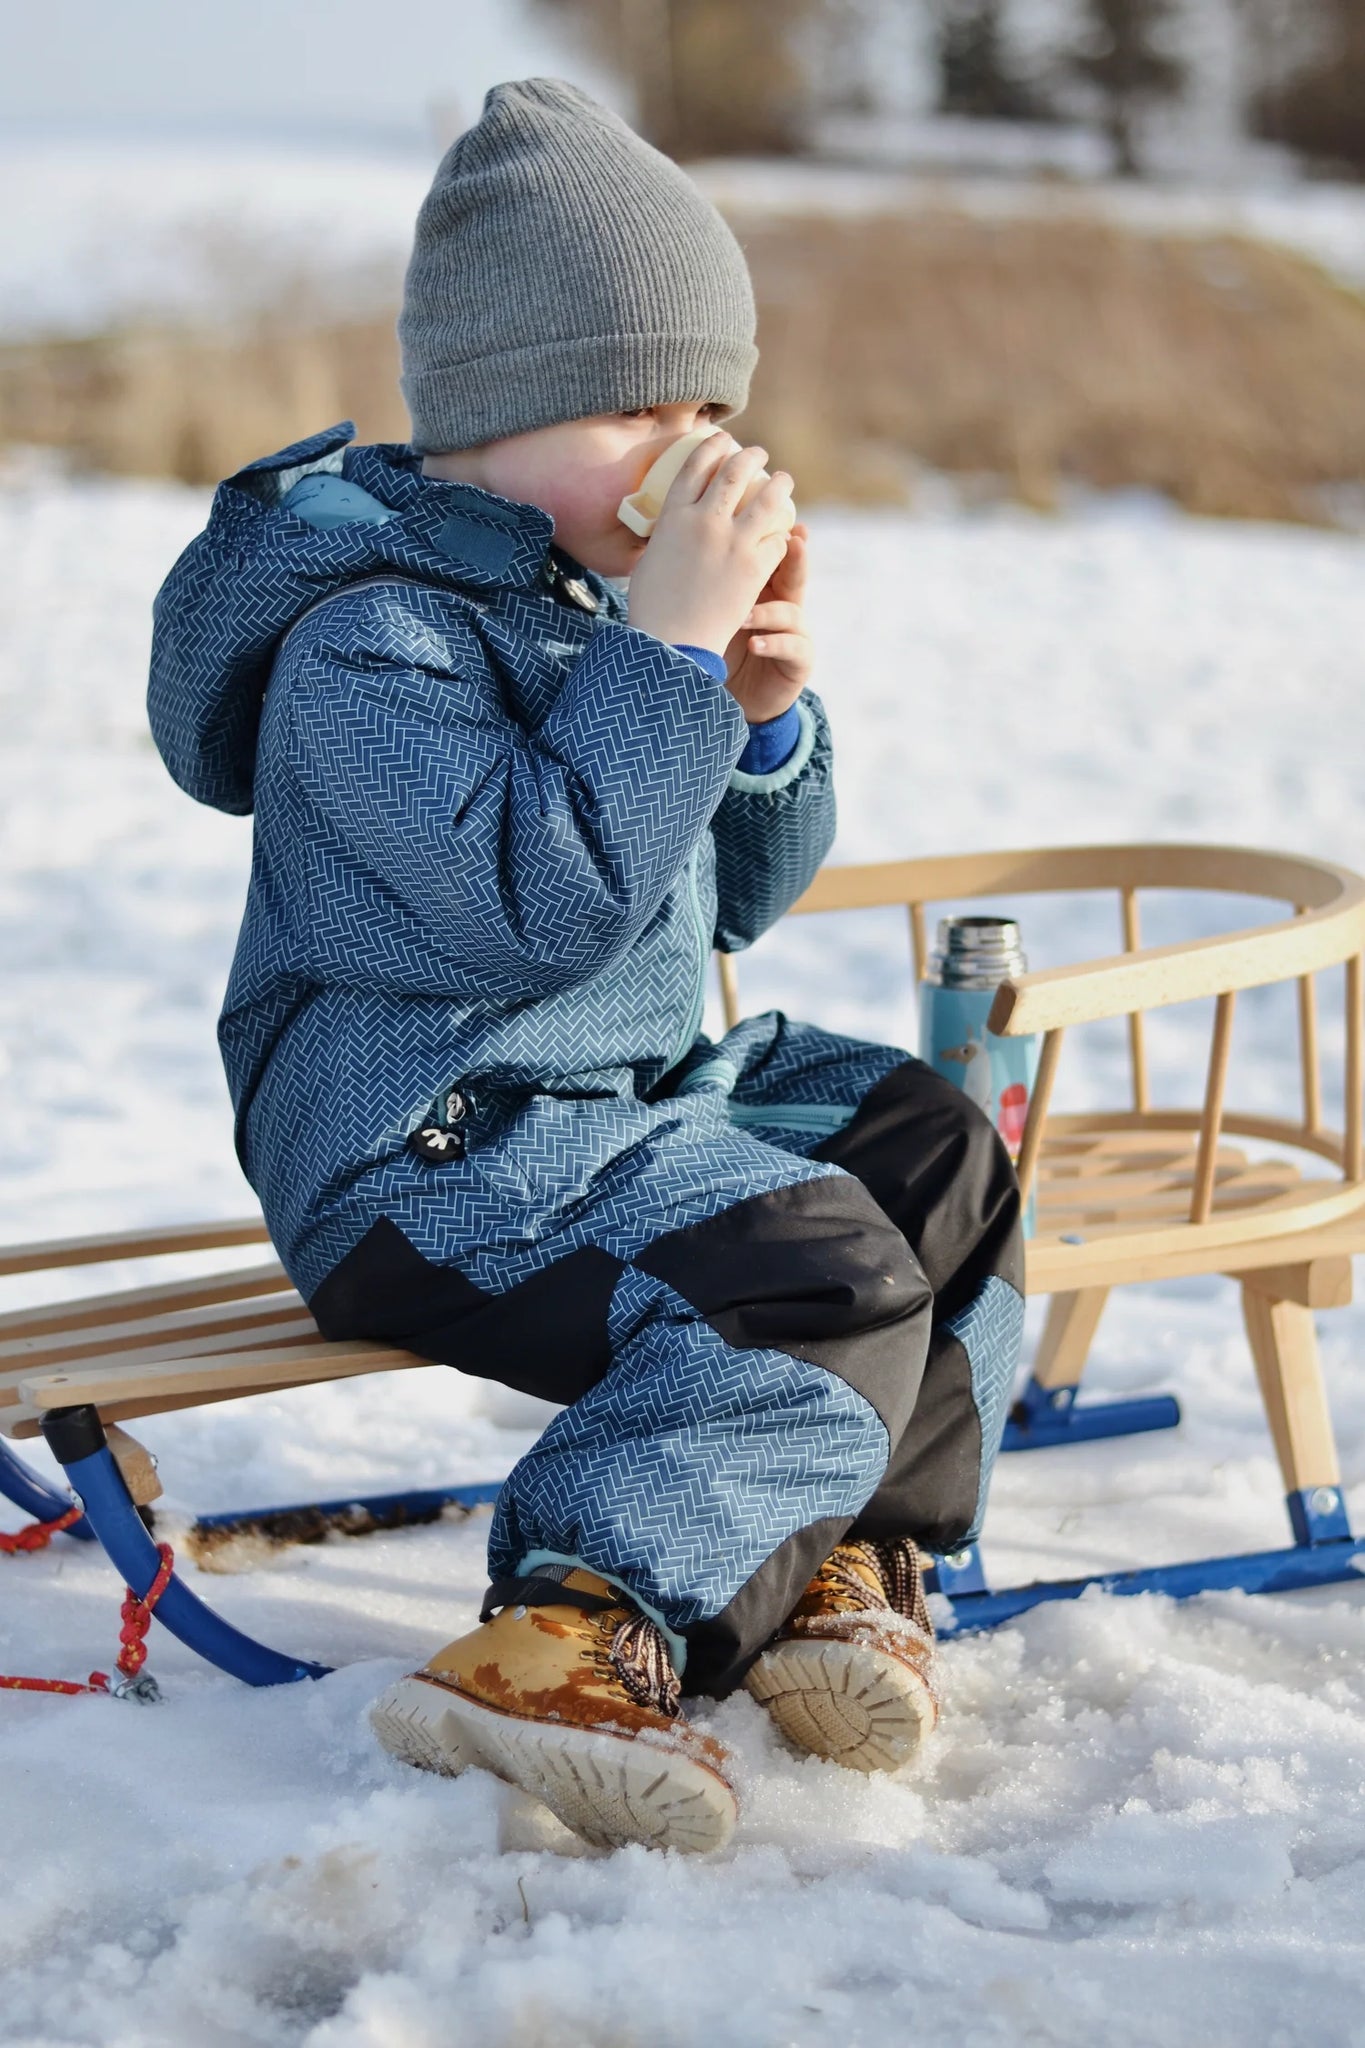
[681,1513,852,1698]
[851,1324,979,1551]
[633,1174,933,1443]
[310,1216,621,1408]
[813,1059,1023,1313]
[813,1060,1024,1549]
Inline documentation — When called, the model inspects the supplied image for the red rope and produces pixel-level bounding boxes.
[113,1543,175,1685]
[1,1528,174,1700]
[0,1503,83,1556]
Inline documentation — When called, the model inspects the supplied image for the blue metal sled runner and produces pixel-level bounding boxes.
[4,844,1365,1685]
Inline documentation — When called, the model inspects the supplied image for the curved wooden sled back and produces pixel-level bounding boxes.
[717,843,1365,1295]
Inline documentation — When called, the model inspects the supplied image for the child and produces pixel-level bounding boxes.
[149,79,1023,1855]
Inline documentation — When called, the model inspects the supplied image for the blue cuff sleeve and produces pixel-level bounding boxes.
[735,703,802,775]
[670,646,801,773]
[672,643,728,682]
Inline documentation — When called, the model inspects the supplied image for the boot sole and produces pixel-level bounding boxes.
[744,1637,937,1774]
[370,1674,737,1855]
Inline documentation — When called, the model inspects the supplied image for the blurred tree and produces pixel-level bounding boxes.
[1060,0,1188,175]
[1243,0,1365,175]
[934,0,1056,121]
[531,0,820,157]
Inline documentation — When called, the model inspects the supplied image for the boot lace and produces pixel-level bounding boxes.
[871,1537,934,1638]
[812,1539,934,1638]
[606,1611,681,1719]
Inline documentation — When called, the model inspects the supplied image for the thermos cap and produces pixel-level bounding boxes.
[927,915,1027,989]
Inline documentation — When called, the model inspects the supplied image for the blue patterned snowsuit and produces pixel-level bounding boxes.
[149,424,1024,1691]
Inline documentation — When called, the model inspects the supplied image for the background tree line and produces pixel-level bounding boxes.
[535,0,1365,179]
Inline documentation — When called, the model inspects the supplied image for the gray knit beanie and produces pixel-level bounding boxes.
[398,78,757,453]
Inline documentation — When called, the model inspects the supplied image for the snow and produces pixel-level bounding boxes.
[4,462,1365,2045]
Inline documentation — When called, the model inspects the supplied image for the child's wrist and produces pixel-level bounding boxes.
[672,642,728,682]
[736,703,802,775]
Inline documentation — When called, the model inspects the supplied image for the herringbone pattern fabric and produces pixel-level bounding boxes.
[147,427,836,1298]
[148,425,1025,1635]
[489,1265,888,1625]
[947,1273,1027,1537]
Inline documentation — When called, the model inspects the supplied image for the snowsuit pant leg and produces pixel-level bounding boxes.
[486,1163,939,1698]
[722,1017,1026,1555]
[309,1022,1022,1697]
[311,1099,937,1699]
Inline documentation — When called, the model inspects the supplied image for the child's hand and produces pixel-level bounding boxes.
[626,435,795,657]
[722,523,812,723]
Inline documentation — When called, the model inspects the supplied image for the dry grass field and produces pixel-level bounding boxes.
[4,209,1364,522]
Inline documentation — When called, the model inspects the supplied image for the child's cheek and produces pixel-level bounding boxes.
[559,472,627,551]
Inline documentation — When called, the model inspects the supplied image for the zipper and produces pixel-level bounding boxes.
[726,1102,859,1137]
[668,846,710,1069]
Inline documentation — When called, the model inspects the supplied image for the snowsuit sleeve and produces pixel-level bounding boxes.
[281,591,747,999]
[710,689,836,953]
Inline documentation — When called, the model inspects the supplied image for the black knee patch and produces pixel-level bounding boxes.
[634,1174,932,1442]
[310,1216,621,1407]
[814,1059,1023,1311]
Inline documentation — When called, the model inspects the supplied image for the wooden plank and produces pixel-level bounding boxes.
[786,845,1365,1044]
[0,1217,270,1279]
[1190,991,1237,1224]
[1015,1029,1062,1207]
[1297,941,1323,1135]
[910,903,927,986]
[1239,1258,1353,1310]
[1041,1140,1213,1179]
[1242,1288,1296,1483]
[1240,1288,1340,1494]
[1347,953,1364,1182]
[716,952,741,1033]
[1039,1167,1301,1229]
[3,1315,330,1383]
[0,1292,309,1367]
[1042,1109,1347,1170]
[5,1377,367,1438]
[1121,886,1150,1113]
[106,1424,163,1506]
[791,845,1356,918]
[18,1339,424,1417]
[1023,1180,1365,1293]
[1037,1152,1251,1199]
[990,910,1365,1039]
[1031,1289,1108,1390]
[0,1262,291,1342]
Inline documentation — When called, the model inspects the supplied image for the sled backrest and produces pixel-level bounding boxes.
[717,843,1365,1286]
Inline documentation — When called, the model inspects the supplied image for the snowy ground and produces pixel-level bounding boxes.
[4,466,1365,2046]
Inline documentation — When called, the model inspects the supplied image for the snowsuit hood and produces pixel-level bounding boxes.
[148,420,563,815]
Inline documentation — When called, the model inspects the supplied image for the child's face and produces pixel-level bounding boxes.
[425,401,733,579]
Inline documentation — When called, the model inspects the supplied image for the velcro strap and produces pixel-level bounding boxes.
[480,1575,617,1625]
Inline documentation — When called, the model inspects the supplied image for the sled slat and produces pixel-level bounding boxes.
[0,1292,309,1366]
[19,1339,424,1417]
[0,1263,292,1341]
[0,1218,271,1278]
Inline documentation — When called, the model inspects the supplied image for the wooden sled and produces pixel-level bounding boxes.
[3,842,1364,1680]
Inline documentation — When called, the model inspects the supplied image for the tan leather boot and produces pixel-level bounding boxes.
[744,1538,939,1774]
[370,1567,737,1854]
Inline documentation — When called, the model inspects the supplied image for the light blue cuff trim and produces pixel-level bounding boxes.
[672,642,728,683]
[736,703,801,775]
[727,697,817,795]
[516,1549,688,1676]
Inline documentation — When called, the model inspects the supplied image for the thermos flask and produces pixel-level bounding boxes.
[919,915,1041,1236]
